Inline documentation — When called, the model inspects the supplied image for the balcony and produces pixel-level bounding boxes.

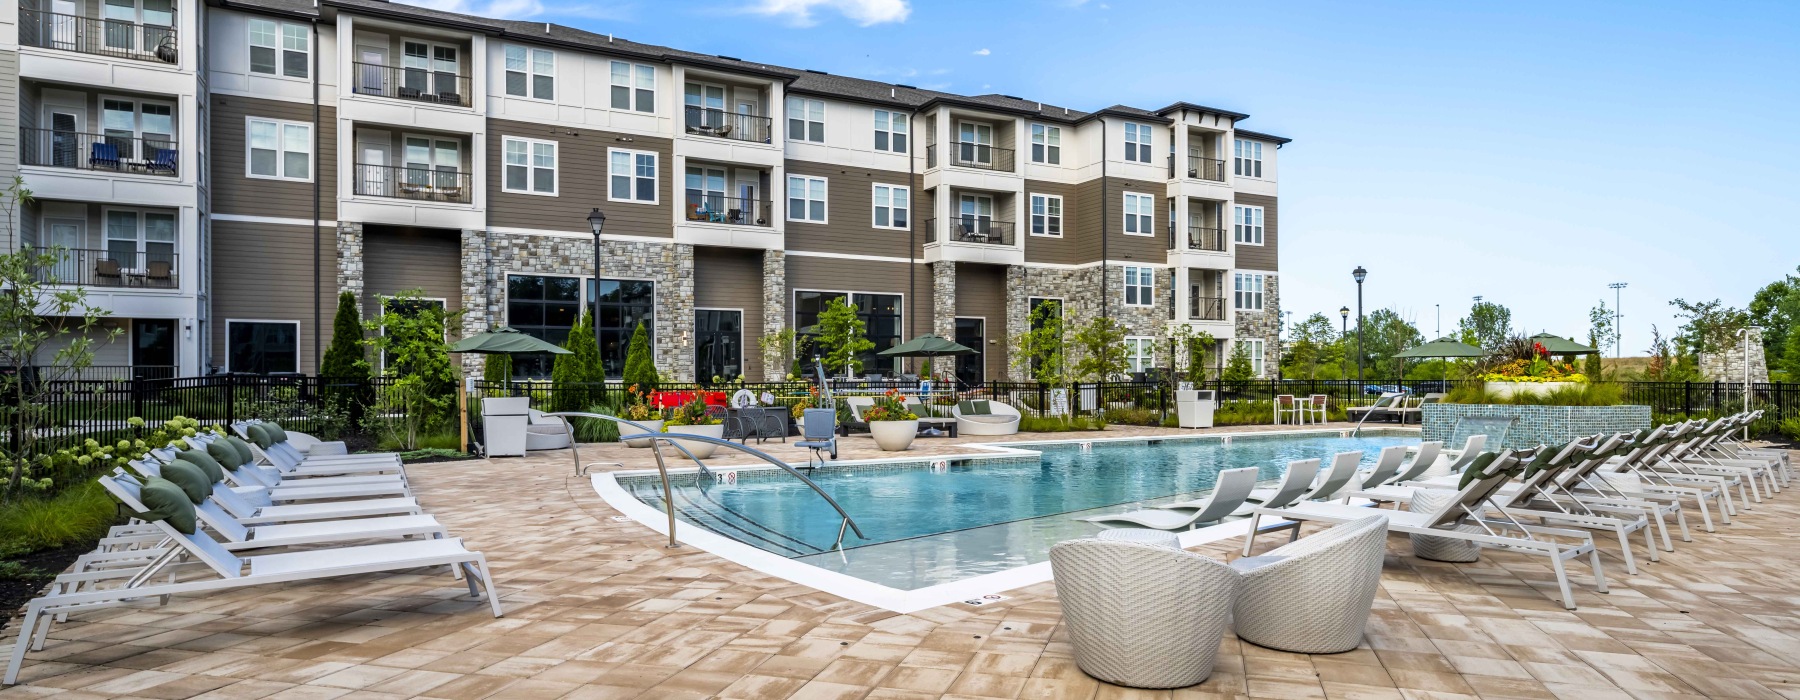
[33,248,177,289]
[683,106,772,144]
[927,142,1015,172]
[21,128,178,177]
[1170,154,1227,182]
[1189,295,1226,321]
[685,190,771,226]
[353,163,472,203]
[18,9,178,63]
[352,62,471,107]
[1168,224,1226,252]
[928,218,1013,246]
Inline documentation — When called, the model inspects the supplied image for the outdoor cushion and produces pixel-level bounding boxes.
[246,424,275,449]
[160,460,212,505]
[226,436,256,465]
[1455,451,1502,490]
[179,449,226,483]
[263,423,290,444]
[957,400,993,416]
[137,477,198,535]
[208,440,246,470]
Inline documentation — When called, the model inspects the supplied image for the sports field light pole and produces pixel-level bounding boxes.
[1352,266,1367,383]
[588,209,607,355]
[1609,282,1628,359]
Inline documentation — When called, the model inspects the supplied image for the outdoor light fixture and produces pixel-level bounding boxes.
[1339,306,1349,337]
[1351,266,1367,382]
[588,209,607,355]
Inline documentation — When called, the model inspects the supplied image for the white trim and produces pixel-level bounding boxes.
[1123,121,1154,164]
[785,96,826,143]
[786,173,829,224]
[248,17,310,79]
[606,147,659,205]
[244,116,313,182]
[1027,192,1063,238]
[1233,203,1265,246]
[1238,337,1267,377]
[873,109,908,154]
[785,249,912,264]
[502,136,559,196]
[1122,265,1155,308]
[870,182,910,231]
[224,319,301,374]
[1123,335,1156,373]
[1233,271,1266,312]
[1028,123,1062,165]
[613,59,658,113]
[1121,191,1154,237]
[210,213,337,227]
[502,44,556,102]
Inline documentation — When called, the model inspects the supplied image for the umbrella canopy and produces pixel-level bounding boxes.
[450,326,572,355]
[1393,337,1485,359]
[878,334,976,357]
[1529,333,1600,355]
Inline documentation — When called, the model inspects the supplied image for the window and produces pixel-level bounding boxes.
[103,208,177,270]
[1234,272,1265,311]
[1234,138,1263,177]
[402,135,460,190]
[1233,204,1264,245]
[794,291,902,375]
[1123,192,1154,236]
[227,321,298,374]
[607,149,657,203]
[787,175,827,223]
[1029,194,1062,237]
[506,275,581,377]
[786,97,824,142]
[1124,122,1153,163]
[102,0,173,52]
[874,110,908,153]
[246,117,310,180]
[872,184,908,229]
[1124,337,1156,374]
[695,310,743,381]
[1241,339,1266,377]
[248,19,308,78]
[590,279,655,378]
[1030,124,1061,165]
[101,98,175,159]
[1123,266,1155,307]
[610,61,655,112]
[502,137,557,195]
[503,45,554,100]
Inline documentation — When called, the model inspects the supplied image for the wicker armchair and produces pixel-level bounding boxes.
[1049,538,1239,688]
[1230,515,1388,654]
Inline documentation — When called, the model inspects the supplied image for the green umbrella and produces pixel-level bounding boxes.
[878,334,976,357]
[1530,333,1599,356]
[450,326,571,355]
[1393,337,1484,383]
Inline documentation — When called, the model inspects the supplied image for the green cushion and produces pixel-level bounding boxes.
[264,423,290,444]
[957,400,993,416]
[160,460,212,505]
[138,477,198,535]
[179,449,225,483]
[245,424,275,450]
[1456,451,1502,490]
[207,440,245,470]
[226,436,256,465]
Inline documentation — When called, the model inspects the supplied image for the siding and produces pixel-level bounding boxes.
[210,219,335,373]
[783,159,916,258]
[486,119,672,236]
[210,95,338,221]
[785,253,933,341]
[694,246,764,380]
[1022,179,1083,265]
[954,263,1008,382]
[1110,177,1167,265]
[0,50,16,250]
[1233,193,1279,271]
[362,225,464,319]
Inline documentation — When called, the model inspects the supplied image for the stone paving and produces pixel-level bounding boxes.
[4,424,1800,699]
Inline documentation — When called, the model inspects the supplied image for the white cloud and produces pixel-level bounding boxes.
[971,48,991,56]
[397,0,632,20]
[747,0,910,27]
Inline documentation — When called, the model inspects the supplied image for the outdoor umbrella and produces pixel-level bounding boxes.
[1529,333,1600,355]
[878,334,976,392]
[1392,337,1485,382]
[450,326,571,451]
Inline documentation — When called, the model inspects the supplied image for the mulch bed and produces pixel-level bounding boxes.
[0,541,104,632]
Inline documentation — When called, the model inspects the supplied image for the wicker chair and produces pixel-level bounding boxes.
[1230,515,1388,654]
[1049,538,1239,688]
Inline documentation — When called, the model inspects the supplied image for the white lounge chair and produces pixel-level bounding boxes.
[94,473,446,554]
[1231,458,1320,515]
[526,410,572,451]
[1080,467,1259,530]
[1353,445,1410,490]
[953,399,1021,436]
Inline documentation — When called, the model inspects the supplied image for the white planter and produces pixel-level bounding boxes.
[869,419,919,452]
[1485,381,1581,399]
[622,419,664,448]
[663,423,724,459]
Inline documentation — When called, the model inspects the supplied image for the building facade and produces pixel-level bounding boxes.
[7,0,1289,383]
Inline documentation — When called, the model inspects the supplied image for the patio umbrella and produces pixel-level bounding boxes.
[1392,337,1485,382]
[878,334,976,391]
[1529,333,1599,356]
[450,326,570,451]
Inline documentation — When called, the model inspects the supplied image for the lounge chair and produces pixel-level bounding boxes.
[1344,392,1403,424]
[1231,515,1388,654]
[905,401,958,437]
[840,396,874,435]
[93,472,446,554]
[231,422,406,475]
[953,399,1021,436]
[1231,458,1320,515]
[146,147,177,174]
[1080,466,1258,530]
[796,408,838,468]
[135,453,409,504]
[1353,445,1410,490]
[1048,538,1239,688]
[526,409,572,450]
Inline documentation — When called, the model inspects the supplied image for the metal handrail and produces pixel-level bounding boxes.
[548,411,866,551]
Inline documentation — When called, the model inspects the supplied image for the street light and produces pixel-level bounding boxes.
[587,208,607,355]
[1339,306,1349,337]
[1609,282,1628,359]
[1352,266,1367,382]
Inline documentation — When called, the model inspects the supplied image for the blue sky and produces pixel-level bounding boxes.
[418,0,1800,355]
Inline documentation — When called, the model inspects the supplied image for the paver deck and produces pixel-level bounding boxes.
[4,423,1798,699]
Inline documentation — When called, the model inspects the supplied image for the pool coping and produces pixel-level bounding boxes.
[589,426,1420,614]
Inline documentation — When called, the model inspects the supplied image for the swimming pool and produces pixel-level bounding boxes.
[608,431,1415,596]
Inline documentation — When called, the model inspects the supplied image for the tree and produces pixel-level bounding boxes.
[622,321,658,389]
[757,327,796,380]
[814,297,873,377]
[554,311,605,412]
[1748,269,1800,379]
[1221,342,1255,393]
[1011,299,1066,385]
[1643,325,1702,382]
[1356,309,1423,378]
[1456,300,1513,352]
[1281,312,1338,380]
[320,292,370,380]
[482,353,512,384]
[1668,297,1749,356]
[1071,317,1127,382]
[1168,325,1217,384]
[362,290,463,449]
[1586,299,1614,379]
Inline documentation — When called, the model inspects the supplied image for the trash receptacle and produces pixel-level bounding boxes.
[1176,390,1215,428]
[482,396,530,457]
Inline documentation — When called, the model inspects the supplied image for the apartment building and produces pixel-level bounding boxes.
[7,0,1289,384]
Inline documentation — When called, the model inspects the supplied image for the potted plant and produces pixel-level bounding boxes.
[864,388,920,452]
[662,395,724,459]
[1479,339,1587,399]
[619,384,664,448]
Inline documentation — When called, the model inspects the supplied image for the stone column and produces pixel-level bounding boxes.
[762,249,788,380]
[457,228,490,376]
[1006,265,1028,380]
[654,242,696,382]
[335,222,363,299]
[932,261,956,340]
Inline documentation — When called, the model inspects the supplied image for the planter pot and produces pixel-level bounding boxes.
[870,419,919,452]
[663,424,724,460]
[622,419,664,448]
[1485,381,1580,400]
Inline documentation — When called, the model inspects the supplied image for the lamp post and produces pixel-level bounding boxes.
[1609,282,1627,359]
[1352,266,1367,382]
[1338,306,1349,337]
[587,208,607,356]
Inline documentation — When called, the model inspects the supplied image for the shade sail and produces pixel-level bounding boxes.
[450,326,572,355]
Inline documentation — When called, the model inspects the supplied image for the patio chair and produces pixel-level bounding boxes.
[1049,538,1239,688]
[138,450,409,504]
[145,260,173,286]
[1079,466,1258,530]
[146,147,177,174]
[525,410,572,451]
[840,396,874,435]
[89,141,121,170]
[1305,394,1330,423]
[1273,395,1303,425]
[233,421,405,473]
[94,258,124,285]
[905,401,958,437]
[94,472,446,554]
[1233,458,1320,514]
[1231,515,1388,653]
[796,408,838,468]
[953,399,1021,436]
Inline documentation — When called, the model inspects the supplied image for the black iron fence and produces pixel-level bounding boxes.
[683,106,773,144]
[684,190,771,226]
[352,62,472,107]
[31,247,178,288]
[927,218,1013,245]
[1170,224,1227,252]
[18,9,178,63]
[1188,295,1226,321]
[1170,154,1227,181]
[353,163,472,203]
[927,142,1015,171]
[21,128,179,176]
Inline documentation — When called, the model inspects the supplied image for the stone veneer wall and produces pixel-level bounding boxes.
[335,223,363,300]
[1421,403,1651,451]
[1232,272,1281,376]
[1003,264,1170,379]
[932,262,956,340]
[1699,327,1769,383]
[761,250,786,380]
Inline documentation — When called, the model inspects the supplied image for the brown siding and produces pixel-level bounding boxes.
[694,247,764,380]
[211,219,335,373]
[1110,177,1167,265]
[954,263,1008,381]
[783,159,915,257]
[1022,179,1083,265]
[363,225,464,319]
[1233,193,1279,271]
[486,120,672,236]
[209,95,337,220]
[784,253,932,339]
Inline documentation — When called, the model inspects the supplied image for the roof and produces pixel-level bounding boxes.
[1155,101,1251,121]
[1233,128,1293,145]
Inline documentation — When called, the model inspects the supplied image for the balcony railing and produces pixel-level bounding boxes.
[1189,295,1226,321]
[21,128,179,176]
[32,248,178,289]
[353,163,472,203]
[926,142,1015,172]
[18,9,178,63]
[352,62,471,107]
[683,106,773,144]
[685,190,771,226]
[1168,224,1227,252]
[927,218,1013,246]
[1169,154,1227,182]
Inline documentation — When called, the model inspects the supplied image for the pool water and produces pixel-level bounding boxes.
[620,432,1414,590]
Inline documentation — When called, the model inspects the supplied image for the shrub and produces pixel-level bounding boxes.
[1102,407,1160,426]
[552,312,605,412]
[1443,383,1623,407]
[482,353,512,384]
[1018,415,1107,432]
[1781,416,1800,443]
[321,291,370,381]
[0,481,120,554]
[576,400,624,442]
[623,321,659,389]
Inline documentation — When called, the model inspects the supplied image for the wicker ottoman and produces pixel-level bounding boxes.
[1408,489,1481,562]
